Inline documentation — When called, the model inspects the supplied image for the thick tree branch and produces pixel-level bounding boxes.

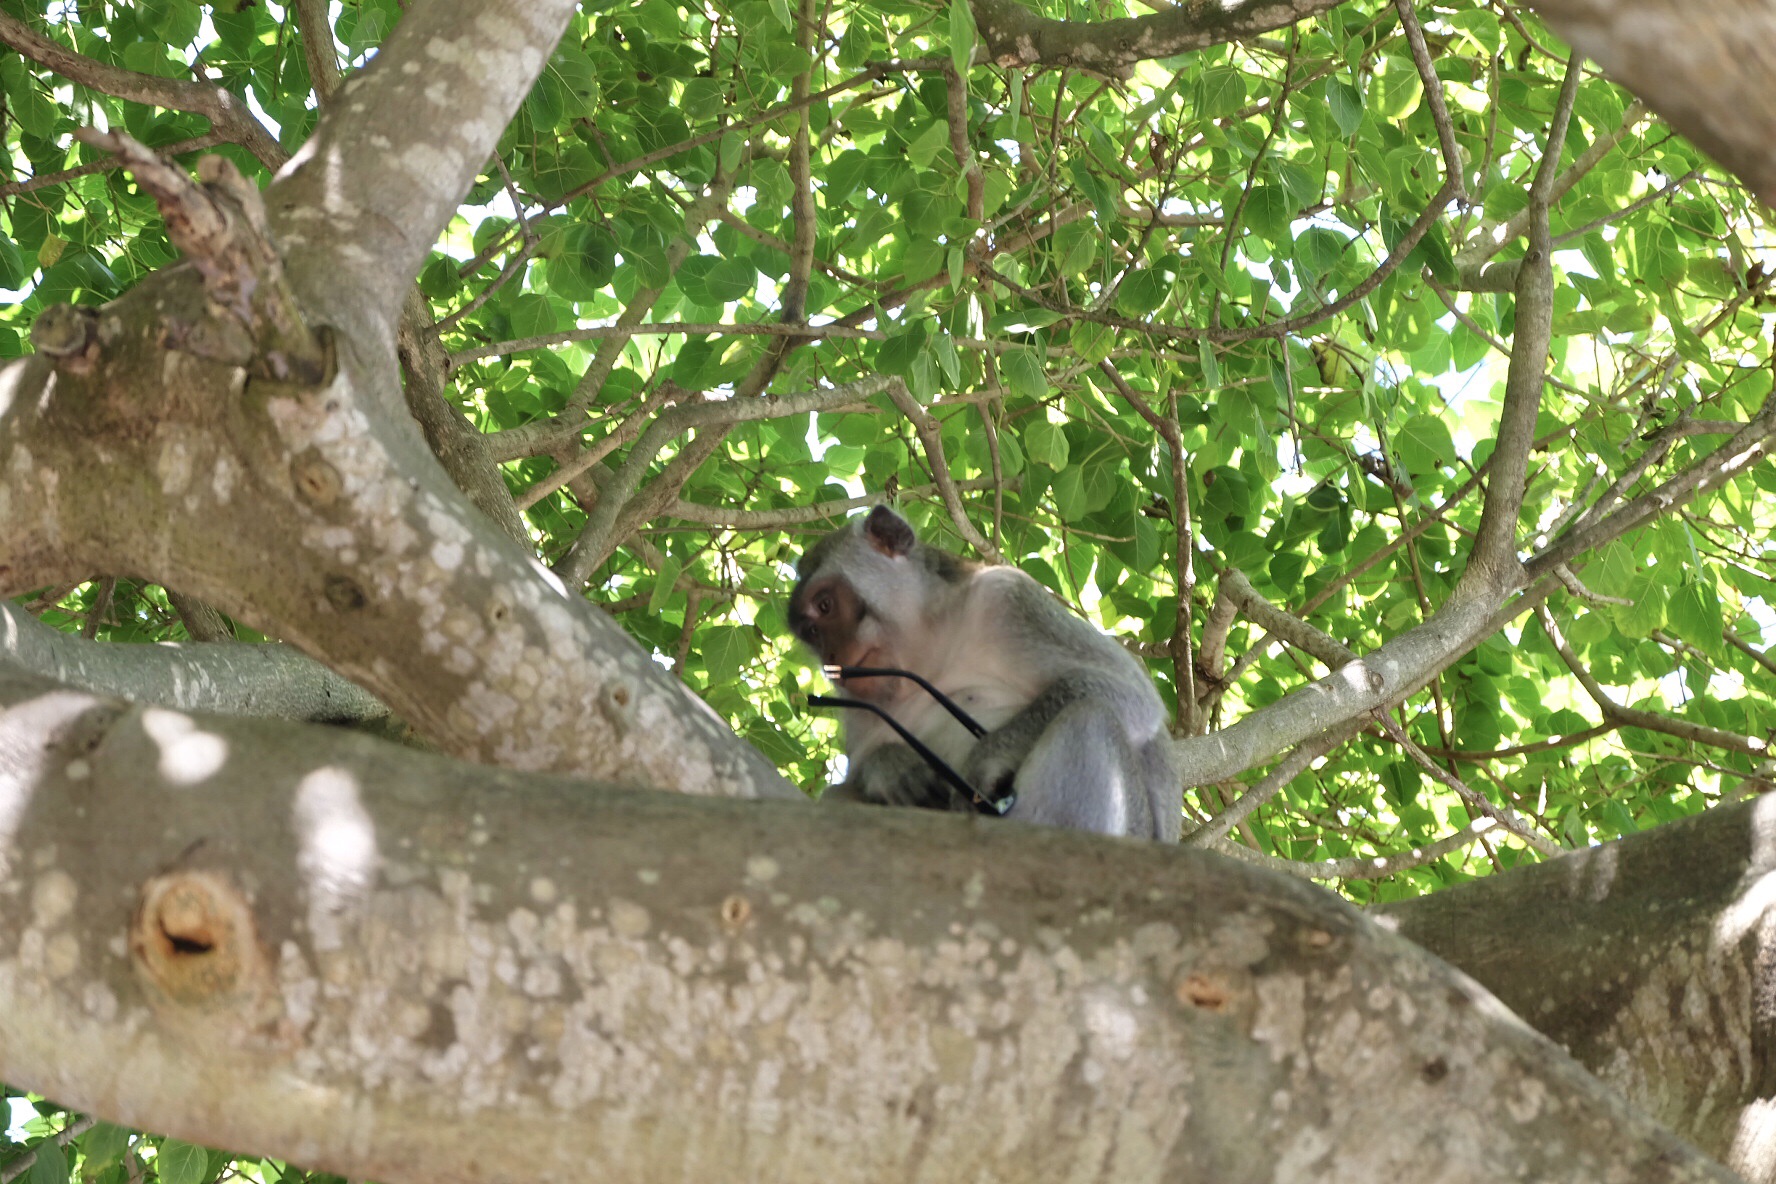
[0,169,792,799]
[166,591,235,643]
[0,133,232,200]
[396,293,529,546]
[1528,0,1776,205]
[968,0,1348,75]
[72,130,325,384]
[291,0,342,104]
[0,669,1738,1184]
[270,0,578,312]
[1381,795,1776,1176]
[0,601,383,723]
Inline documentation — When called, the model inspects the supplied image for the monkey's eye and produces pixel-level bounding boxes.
[815,592,834,617]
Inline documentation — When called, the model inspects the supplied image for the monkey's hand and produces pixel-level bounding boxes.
[961,724,1039,806]
[831,744,971,813]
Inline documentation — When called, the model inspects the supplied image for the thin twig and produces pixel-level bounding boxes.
[1378,715,1561,856]
[1206,817,1500,881]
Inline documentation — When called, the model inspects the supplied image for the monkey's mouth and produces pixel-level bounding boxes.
[826,654,888,695]
[827,653,877,688]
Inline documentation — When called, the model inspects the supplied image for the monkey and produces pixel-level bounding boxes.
[788,505,1180,841]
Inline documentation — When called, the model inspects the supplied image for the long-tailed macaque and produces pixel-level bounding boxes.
[789,505,1180,841]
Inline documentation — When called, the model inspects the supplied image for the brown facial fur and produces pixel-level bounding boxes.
[788,573,868,669]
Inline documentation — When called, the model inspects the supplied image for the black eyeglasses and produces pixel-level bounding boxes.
[806,666,1014,816]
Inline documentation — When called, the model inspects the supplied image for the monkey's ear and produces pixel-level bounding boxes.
[863,505,915,557]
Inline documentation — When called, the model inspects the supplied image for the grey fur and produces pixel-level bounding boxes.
[791,506,1181,841]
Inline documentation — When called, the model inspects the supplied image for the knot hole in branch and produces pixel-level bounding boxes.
[131,870,259,1005]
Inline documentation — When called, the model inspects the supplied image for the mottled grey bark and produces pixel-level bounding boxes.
[397,291,530,548]
[0,601,382,723]
[1527,0,1776,207]
[0,0,791,801]
[1381,796,1776,1182]
[968,0,1350,74]
[0,670,1738,1184]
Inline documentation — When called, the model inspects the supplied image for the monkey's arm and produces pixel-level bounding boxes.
[962,575,1178,838]
[961,671,1178,838]
[830,742,972,813]
[960,669,1126,797]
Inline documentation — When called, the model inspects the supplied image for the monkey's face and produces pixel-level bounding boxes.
[788,571,853,656]
[791,514,924,703]
[791,571,913,702]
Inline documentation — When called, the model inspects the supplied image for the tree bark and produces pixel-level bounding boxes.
[0,669,1739,1183]
[1382,795,1776,1183]
[0,601,382,723]
[967,0,1349,74]
[0,0,792,802]
[1527,0,1776,207]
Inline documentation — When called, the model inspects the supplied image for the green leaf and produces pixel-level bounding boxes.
[155,1142,208,1184]
[1667,582,1723,658]
[702,626,757,684]
[1003,347,1048,401]
[1199,343,1222,390]
[648,556,682,614]
[1395,414,1457,474]
[1069,320,1115,363]
[544,224,618,301]
[1197,67,1246,119]
[80,1124,132,1172]
[949,0,976,76]
[0,230,27,289]
[1614,585,1667,638]
[679,255,756,304]
[1242,186,1293,242]
[933,334,962,387]
[1269,551,1307,594]
[906,119,951,171]
[1052,466,1089,517]
[1325,79,1364,137]
[838,20,873,68]
[1024,420,1070,470]
[25,1145,67,1184]
[1116,268,1171,316]
[507,292,559,340]
[1374,56,1424,120]
[876,321,932,378]
[1053,222,1098,277]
